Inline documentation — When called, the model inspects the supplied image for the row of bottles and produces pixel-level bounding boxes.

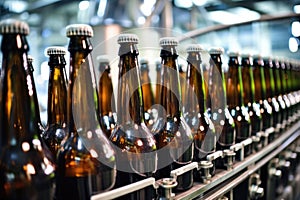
[0,18,300,200]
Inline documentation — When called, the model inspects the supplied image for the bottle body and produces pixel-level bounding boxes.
[43,47,68,158]
[152,38,194,191]
[97,57,116,138]
[109,34,157,200]
[0,20,55,200]
[56,25,116,200]
[227,54,251,155]
[208,49,235,150]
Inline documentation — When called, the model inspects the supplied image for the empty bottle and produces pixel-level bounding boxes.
[0,18,55,200]
[56,24,116,200]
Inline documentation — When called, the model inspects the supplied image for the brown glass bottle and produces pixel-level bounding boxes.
[140,59,155,128]
[151,37,194,191]
[97,56,116,138]
[278,59,290,128]
[184,44,216,177]
[252,55,273,144]
[0,19,55,200]
[56,24,116,200]
[284,60,296,124]
[109,34,157,200]
[208,48,235,150]
[227,52,251,154]
[263,57,280,141]
[241,54,262,151]
[43,46,68,159]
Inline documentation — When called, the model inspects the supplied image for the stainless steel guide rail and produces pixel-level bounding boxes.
[174,120,300,200]
[91,120,300,200]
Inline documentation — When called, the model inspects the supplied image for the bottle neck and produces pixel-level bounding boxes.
[67,36,99,135]
[186,52,206,113]
[227,56,243,108]
[253,59,266,101]
[158,46,182,119]
[209,54,227,110]
[0,34,40,145]
[47,54,67,126]
[98,65,115,116]
[117,43,144,125]
[241,57,255,104]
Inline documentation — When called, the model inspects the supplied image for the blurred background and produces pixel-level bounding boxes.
[0,0,300,124]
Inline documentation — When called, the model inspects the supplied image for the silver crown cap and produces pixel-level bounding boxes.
[186,44,204,52]
[117,34,139,44]
[66,24,93,37]
[0,19,29,35]
[159,37,178,46]
[96,55,109,62]
[46,46,67,55]
[27,55,34,62]
[209,47,224,55]
[228,51,240,57]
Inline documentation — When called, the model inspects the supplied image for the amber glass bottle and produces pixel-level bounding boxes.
[109,34,157,200]
[0,19,55,200]
[263,57,280,141]
[151,37,194,191]
[56,24,116,200]
[43,46,68,159]
[279,59,291,128]
[140,59,155,128]
[227,52,251,154]
[208,48,235,150]
[97,56,116,138]
[184,44,215,177]
[273,58,287,130]
[241,54,262,150]
[252,55,273,144]
[284,60,296,124]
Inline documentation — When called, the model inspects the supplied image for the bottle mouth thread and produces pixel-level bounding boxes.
[0,19,29,35]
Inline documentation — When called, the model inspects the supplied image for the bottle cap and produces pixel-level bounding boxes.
[252,54,262,60]
[27,55,34,62]
[66,24,93,37]
[227,51,240,57]
[96,55,110,63]
[46,46,67,55]
[186,44,204,53]
[140,59,149,71]
[0,19,29,35]
[159,37,178,46]
[117,33,139,44]
[209,47,224,55]
[240,53,252,58]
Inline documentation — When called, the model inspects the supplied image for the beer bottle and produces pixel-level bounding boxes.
[273,58,287,130]
[241,54,262,151]
[263,57,280,141]
[179,64,187,112]
[285,60,296,123]
[252,55,273,145]
[140,59,155,128]
[56,24,116,200]
[152,37,194,191]
[43,46,68,159]
[109,34,157,200]
[184,44,215,177]
[155,61,162,105]
[227,52,251,154]
[27,55,42,129]
[208,47,235,150]
[97,55,116,138]
[279,59,291,128]
[0,19,55,200]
